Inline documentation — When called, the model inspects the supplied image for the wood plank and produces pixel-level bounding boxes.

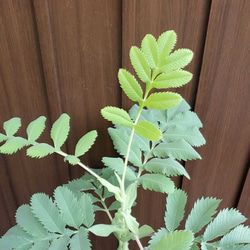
[182,0,250,225]
[122,0,211,241]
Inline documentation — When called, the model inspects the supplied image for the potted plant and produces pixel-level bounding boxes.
[0,31,249,249]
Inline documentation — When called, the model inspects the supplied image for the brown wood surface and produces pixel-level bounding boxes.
[182,0,250,224]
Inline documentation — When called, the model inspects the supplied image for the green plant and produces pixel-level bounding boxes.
[0,30,249,250]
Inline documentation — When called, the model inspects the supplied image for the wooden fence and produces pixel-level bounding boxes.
[0,0,249,249]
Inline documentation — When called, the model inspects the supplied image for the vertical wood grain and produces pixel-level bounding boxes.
[182,0,250,225]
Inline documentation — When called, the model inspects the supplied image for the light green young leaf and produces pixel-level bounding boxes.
[165,189,187,231]
[26,116,46,142]
[157,30,177,63]
[31,193,65,233]
[185,197,221,234]
[89,224,122,237]
[138,174,175,193]
[50,113,70,149]
[130,46,151,83]
[203,208,247,242]
[163,125,206,147]
[153,70,192,89]
[101,106,133,127]
[64,155,80,165]
[78,193,95,228]
[219,225,250,247]
[49,235,70,250]
[16,204,47,238]
[75,130,98,157]
[144,92,182,110]
[141,34,159,69]
[118,69,143,103]
[0,133,7,143]
[27,143,55,158]
[138,225,154,239]
[153,230,194,250]
[3,117,21,136]
[69,227,91,250]
[0,137,29,154]
[144,158,190,179]
[154,139,201,161]
[54,186,83,229]
[134,121,162,141]
[159,48,193,73]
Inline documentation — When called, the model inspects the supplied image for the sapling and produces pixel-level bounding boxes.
[0,30,249,250]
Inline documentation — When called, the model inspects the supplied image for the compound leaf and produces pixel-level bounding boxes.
[3,117,21,136]
[130,46,151,83]
[185,197,221,234]
[26,116,46,142]
[101,106,133,127]
[118,69,143,103]
[69,227,91,250]
[134,121,162,141]
[145,92,182,110]
[0,137,29,154]
[50,113,70,149]
[138,174,174,193]
[27,143,55,158]
[165,189,187,231]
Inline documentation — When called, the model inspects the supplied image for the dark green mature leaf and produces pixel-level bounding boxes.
[185,197,221,234]
[50,113,70,149]
[141,34,159,69]
[118,69,143,103]
[138,174,174,193]
[134,121,162,141]
[3,117,21,136]
[75,130,97,157]
[101,106,133,127]
[31,193,65,233]
[26,116,46,142]
[69,227,91,250]
[0,137,29,154]
[54,186,83,229]
[144,92,182,110]
[27,143,55,158]
[165,189,187,231]
[130,46,151,83]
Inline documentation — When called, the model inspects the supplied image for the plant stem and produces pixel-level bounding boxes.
[134,234,144,250]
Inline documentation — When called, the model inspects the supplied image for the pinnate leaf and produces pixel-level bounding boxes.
[26,116,46,141]
[134,121,162,141]
[27,143,55,158]
[101,106,133,127]
[130,46,151,83]
[3,117,21,136]
[0,137,29,154]
[138,174,174,193]
[145,92,182,110]
[50,113,70,149]
[118,69,143,103]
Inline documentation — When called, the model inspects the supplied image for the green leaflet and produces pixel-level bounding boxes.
[144,92,182,110]
[0,235,32,249]
[144,158,190,179]
[64,155,80,165]
[65,178,95,192]
[0,137,29,154]
[130,46,151,83]
[163,125,206,147]
[97,177,121,200]
[123,213,139,235]
[138,225,154,239]
[153,139,201,161]
[125,182,137,210]
[54,186,83,229]
[69,227,91,250]
[31,193,65,233]
[16,204,48,238]
[0,133,7,142]
[153,70,192,89]
[101,106,133,127]
[185,197,221,234]
[3,117,21,136]
[26,116,46,142]
[203,208,247,242]
[31,240,49,249]
[149,228,169,248]
[159,48,193,73]
[50,113,70,150]
[27,143,55,158]
[89,224,122,237]
[141,34,159,69]
[164,189,187,231]
[49,235,70,249]
[134,121,162,141]
[166,99,191,122]
[75,130,98,157]
[153,230,194,250]
[138,174,174,193]
[118,69,143,103]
